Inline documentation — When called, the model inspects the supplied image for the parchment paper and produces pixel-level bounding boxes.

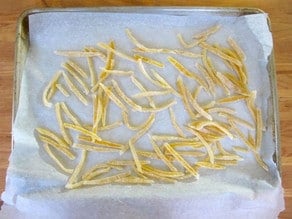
[1,10,284,219]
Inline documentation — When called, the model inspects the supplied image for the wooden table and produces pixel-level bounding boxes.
[0,1,291,218]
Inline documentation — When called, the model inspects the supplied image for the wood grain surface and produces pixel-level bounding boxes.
[0,1,291,218]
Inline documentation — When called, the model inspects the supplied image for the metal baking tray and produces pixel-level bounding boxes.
[13,7,281,173]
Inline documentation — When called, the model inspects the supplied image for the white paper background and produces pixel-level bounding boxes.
[1,11,284,218]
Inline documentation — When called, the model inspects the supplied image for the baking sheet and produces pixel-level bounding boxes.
[1,8,284,218]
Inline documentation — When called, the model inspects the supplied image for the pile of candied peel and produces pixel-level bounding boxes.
[36,25,267,189]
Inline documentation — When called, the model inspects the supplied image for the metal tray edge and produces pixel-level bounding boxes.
[16,6,267,17]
